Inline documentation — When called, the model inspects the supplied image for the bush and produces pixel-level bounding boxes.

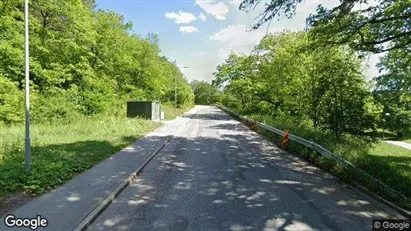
[0,115,160,197]
[31,89,83,124]
[0,75,24,124]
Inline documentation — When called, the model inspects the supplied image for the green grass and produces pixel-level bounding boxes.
[162,104,193,120]
[0,116,161,202]
[222,108,411,209]
[399,131,411,144]
[362,142,411,196]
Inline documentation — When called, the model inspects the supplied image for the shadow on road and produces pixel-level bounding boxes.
[0,134,170,231]
[89,106,401,231]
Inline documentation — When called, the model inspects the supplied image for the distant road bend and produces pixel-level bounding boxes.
[88,106,404,231]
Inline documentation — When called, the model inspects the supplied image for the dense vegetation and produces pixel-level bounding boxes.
[206,0,411,207]
[0,116,160,197]
[239,0,410,54]
[235,0,411,137]
[0,0,194,207]
[190,80,221,105]
[212,30,411,206]
[214,32,382,138]
[0,0,194,125]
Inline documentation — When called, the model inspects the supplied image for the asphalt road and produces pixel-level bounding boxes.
[87,106,404,231]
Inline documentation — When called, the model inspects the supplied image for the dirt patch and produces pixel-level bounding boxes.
[0,192,35,217]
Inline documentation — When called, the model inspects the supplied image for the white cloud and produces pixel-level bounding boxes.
[169,0,375,83]
[199,13,207,22]
[165,11,197,24]
[217,48,231,60]
[195,0,229,20]
[210,24,281,46]
[363,53,384,80]
[197,51,209,57]
[210,24,284,63]
[180,26,200,34]
[229,0,242,8]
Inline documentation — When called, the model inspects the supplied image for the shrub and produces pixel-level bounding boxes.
[0,75,24,124]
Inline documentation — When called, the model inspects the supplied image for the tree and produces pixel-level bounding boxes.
[190,81,222,105]
[373,36,411,136]
[237,0,411,136]
[0,0,194,124]
[239,0,411,53]
[212,53,257,88]
[0,74,24,124]
[215,31,375,138]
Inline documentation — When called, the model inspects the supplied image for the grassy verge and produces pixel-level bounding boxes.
[0,116,161,203]
[365,142,411,197]
[221,107,411,210]
[162,104,193,120]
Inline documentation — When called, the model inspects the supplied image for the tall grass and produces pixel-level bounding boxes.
[162,103,193,120]
[0,116,160,199]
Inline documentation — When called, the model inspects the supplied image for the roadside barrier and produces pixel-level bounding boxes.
[218,106,409,204]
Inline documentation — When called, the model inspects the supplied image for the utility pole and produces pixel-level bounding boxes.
[24,0,31,173]
[176,66,188,109]
[175,75,177,109]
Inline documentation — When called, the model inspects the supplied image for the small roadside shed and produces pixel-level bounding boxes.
[127,101,161,121]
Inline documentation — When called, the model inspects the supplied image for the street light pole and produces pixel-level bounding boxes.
[24,0,31,173]
[176,66,188,109]
[383,113,391,140]
[174,75,177,109]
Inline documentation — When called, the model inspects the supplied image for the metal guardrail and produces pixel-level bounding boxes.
[219,106,408,201]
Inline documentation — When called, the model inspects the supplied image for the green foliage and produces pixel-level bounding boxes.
[374,90,411,136]
[0,0,195,202]
[0,1,194,125]
[239,0,411,54]
[176,83,195,108]
[227,107,410,208]
[0,116,160,197]
[0,74,24,124]
[373,46,411,136]
[216,31,375,139]
[161,103,192,120]
[30,89,83,123]
[239,1,410,132]
[190,80,222,105]
[216,28,411,208]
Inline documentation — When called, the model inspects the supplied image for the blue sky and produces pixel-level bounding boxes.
[95,0,380,83]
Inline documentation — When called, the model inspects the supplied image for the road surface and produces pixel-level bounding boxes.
[87,106,404,231]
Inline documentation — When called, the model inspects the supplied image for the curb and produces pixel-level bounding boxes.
[73,135,173,231]
[217,106,411,219]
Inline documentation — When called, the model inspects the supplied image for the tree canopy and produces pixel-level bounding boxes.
[239,0,411,53]
[190,81,222,105]
[0,0,194,124]
[215,31,381,138]
[236,0,411,136]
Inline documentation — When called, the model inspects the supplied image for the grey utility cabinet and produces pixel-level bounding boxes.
[127,101,161,121]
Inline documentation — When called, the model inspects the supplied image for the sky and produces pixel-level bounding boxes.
[95,0,381,83]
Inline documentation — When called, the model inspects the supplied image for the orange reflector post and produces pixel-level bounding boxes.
[282,130,289,148]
